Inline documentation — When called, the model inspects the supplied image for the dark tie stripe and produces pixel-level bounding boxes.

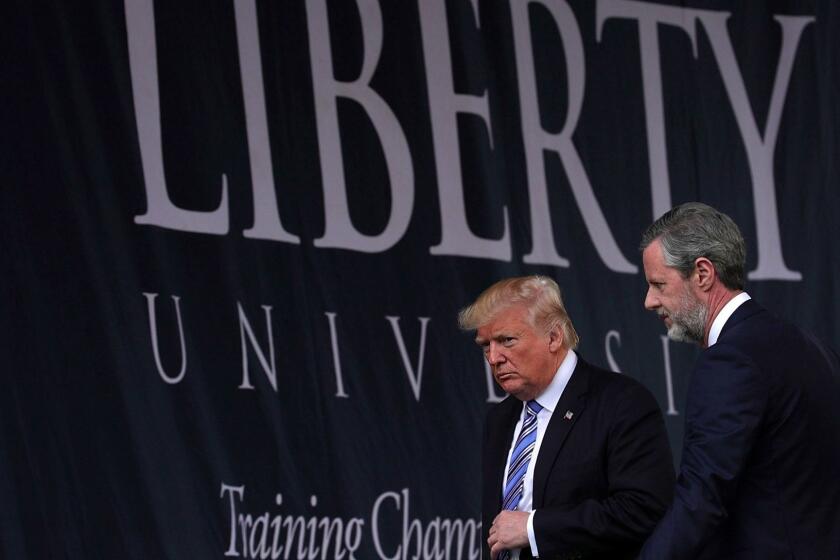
[499,400,543,560]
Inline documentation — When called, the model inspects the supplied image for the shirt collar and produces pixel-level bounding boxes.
[707,292,751,346]
[531,350,577,414]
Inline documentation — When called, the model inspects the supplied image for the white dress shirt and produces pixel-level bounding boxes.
[707,292,751,347]
[502,350,577,558]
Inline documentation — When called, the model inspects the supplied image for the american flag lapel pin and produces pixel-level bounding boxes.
[564,410,574,420]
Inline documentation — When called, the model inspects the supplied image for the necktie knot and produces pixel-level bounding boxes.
[526,399,543,415]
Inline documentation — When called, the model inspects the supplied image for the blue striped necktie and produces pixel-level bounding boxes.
[499,399,543,560]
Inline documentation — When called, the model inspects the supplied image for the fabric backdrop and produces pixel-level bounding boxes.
[3,0,838,558]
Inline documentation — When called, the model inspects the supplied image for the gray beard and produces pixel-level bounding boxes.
[667,296,707,344]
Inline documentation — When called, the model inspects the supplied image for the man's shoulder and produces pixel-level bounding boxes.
[717,299,788,344]
[711,305,795,360]
[709,306,839,378]
[576,358,658,405]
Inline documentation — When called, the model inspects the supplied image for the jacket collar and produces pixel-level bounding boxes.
[718,298,763,341]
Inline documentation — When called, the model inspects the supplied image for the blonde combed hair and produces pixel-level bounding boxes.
[458,275,579,349]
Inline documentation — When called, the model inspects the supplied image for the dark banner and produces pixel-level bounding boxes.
[3,0,838,557]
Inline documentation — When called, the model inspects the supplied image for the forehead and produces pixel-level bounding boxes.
[642,240,671,276]
[475,304,532,337]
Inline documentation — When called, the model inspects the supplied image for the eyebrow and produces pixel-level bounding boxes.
[475,331,518,344]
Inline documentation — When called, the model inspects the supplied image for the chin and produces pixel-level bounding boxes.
[499,381,517,395]
[667,324,702,344]
[499,382,523,399]
[667,326,690,343]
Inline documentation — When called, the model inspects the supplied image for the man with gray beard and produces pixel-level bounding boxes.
[637,202,840,559]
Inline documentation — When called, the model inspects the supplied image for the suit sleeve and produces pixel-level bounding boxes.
[532,382,675,557]
[638,344,768,559]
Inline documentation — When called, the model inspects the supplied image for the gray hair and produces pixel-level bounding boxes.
[640,202,746,290]
[458,275,580,349]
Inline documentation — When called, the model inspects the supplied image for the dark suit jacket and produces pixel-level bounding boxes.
[639,300,840,559]
[482,357,675,560]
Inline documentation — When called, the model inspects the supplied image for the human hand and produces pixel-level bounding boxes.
[488,510,530,560]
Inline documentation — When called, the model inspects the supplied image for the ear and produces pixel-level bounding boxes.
[547,325,564,352]
[693,257,717,292]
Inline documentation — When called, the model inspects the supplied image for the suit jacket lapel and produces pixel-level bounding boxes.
[489,397,524,509]
[532,361,590,508]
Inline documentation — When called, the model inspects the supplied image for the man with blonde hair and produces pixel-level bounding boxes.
[460,276,674,560]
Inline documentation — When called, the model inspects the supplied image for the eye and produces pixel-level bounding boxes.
[502,337,516,347]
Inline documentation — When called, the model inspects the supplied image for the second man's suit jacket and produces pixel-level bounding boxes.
[482,357,674,560]
[639,300,840,559]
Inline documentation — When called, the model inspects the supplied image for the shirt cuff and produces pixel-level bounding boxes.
[527,510,539,557]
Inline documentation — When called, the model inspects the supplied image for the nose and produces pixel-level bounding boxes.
[644,287,658,311]
[486,342,505,365]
